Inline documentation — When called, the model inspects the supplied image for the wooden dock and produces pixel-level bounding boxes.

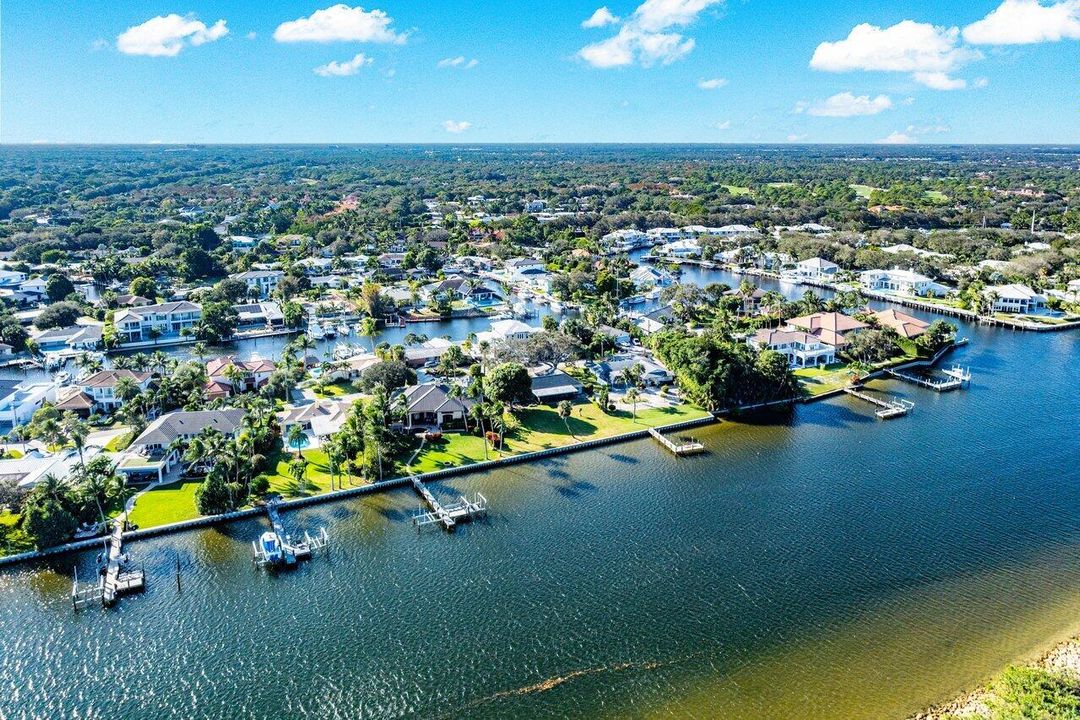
[72,518,145,610]
[253,500,329,568]
[411,476,488,530]
[843,387,915,419]
[648,427,705,456]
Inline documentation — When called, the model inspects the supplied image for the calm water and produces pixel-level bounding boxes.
[3,291,1080,718]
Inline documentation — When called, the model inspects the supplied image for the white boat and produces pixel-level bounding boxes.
[322,322,337,338]
[353,322,365,334]
[337,323,351,336]
[258,531,283,565]
[307,322,325,340]
[550,299,564,313]
[54,371,72,386]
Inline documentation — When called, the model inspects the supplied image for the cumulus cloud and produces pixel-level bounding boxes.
[274,4,406,44]
[810,20,979,90]
[877,131,917,144]
[797,92,893,117]
[697,77,728,89]
[582,6,620,28]
[964,0,1080,44]
[438,56,479,69]
[713,120,731,130]
[314,52,373,76]
[116,14,228,56]
[578,0,722,68]
[442,120,471,133]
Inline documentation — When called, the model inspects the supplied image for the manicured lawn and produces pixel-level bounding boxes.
[722,184,752,195]
[850,184,880,199]
[794,364,853,396]
[104,431,133,452]
[265,447,358,496]
[312,380,363,398]
[924,190,949,202]
[406,400,710,473]
[127,480,203,528]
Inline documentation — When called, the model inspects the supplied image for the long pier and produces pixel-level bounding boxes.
[648,427,705,456]
[843,387,914,419]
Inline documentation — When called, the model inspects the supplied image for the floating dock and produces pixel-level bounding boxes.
[72,518,144,610]
[886,364,972,392]
[843,387,915,419]
[411,476,488,530]
[648,427,706,456]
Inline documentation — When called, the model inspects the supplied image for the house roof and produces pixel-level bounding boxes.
[788,312,867,347]
[399,383,473,415]
[55,388,95,411]
[115,301,200,322]
[752,328,823,347]
[530,370,583,399]
[872,309,929,339]
[130,409,246,448]
[82,369,151,389]
[206,356,276,377]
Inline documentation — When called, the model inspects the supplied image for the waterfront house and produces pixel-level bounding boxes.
[788,312,867,347]
[602,229,651,252]
[530,369,584,403]
[629,266,673,289]
[789,257,839,282]
[55,369,153,415]
[656,238,701,259]
[505,257,546,282]
[748,329,836,368]
[984,284,1047,314]
[598,324,632,348]
[477,319,538,345]
[871,309,929,339]
[0,381,57,428]
[859,268,949,298]
[231,270,284,298]
[32,324,103,353]
[0,269,27,288]
[113,301,202,344]
[405,339,455,368]
[595,354,673,387]
[120,408,246,482]
[205,356,276,397]
[395,383,474,430]
[725,286,767,316]
[234,302,284,330]
[278,399,351,443]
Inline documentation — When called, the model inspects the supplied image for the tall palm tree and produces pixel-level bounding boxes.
[623,387,641,421]
[191,341,210,366]
[286,423,308,457]
[359,317,378,354]
[61,412,89,475]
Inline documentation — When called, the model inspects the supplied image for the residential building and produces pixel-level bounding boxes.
[278,399,351,442]
[788,312,867,347]
[859,268,949,297]
[985,284,1047,314]
[595,355,673,387]
[32,324,103,352]
[113,301,202,344]
[205,356,276,397]
[0,381,57,428]
[55,369,153,414]
[530,369,584,403]
[871,309,929,339]
[788,257,839,282]
[598,324,632,348]
[119,408,246,482]
[0,269,27,288]
[505,257,546,282]
[231,270,284,298]
[629,266,673,289]
[233,302,284,330]
[395,383,474,430]
[749,329,836,368]
[476,319,538,344]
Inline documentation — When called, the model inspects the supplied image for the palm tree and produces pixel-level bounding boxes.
[62,413,89,475]
[289,456,308,496]
[114,376,141,404]
[191,341,210,366]
[623,387,641,421]
[558,400,574,437]
[286,423,308,457]
[76,352,103,376]
[359,317,378,353]
[322,438,342,491]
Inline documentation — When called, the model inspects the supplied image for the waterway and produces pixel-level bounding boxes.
[1,304,1078,719]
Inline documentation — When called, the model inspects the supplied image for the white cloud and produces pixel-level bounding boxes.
[582,6,620,28]
[713,120,731,130]
[578,0,722,68]
[798,92,893,117]
[974,76,990,88]
[438,56,479,69]
[116,14,228,56]
[246,31,257,40]
[273,4,406,44]
[810,20,979,90]
[913,71,967,90]
[314,52,373,76]
[697,77,728,89]
[964,0,1080,44]
[787,134,808,142]
[878,130,917,144]
[443,120,471,133]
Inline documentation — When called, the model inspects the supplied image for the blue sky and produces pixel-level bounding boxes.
[2,0,1078,143]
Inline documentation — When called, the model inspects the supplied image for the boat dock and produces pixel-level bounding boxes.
[411,476,488,530]
[72,518,145,610]
[648,427,706,456]
[252,500,329,568]
[886,364,972,392]
[843,387,915,419]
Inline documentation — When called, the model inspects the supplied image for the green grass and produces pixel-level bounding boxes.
[264,447,357,496]
[104,431,133,452]
[312,380,364,398]
[794,364,852,396]
[924,190,949,202]
[850,184,880,199]
[0,510,19,528]
[721,184,752,195]
[946,665,1080,720]
[766,182,797,188]
[406,400,710,474]
[127,480,203,528]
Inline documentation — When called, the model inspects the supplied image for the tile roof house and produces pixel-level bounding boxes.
[205,356,276,397]
[55,369,153,414]
[748,329,836,368]
[113,301,202,344]
[871,309,930,339]
[278,399,351,440]
[788,312,868,347]
[120,408,246,481]
[394,383,474,430]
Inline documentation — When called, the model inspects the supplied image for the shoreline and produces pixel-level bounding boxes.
[0,340,966,567]
[911,636,1080,719]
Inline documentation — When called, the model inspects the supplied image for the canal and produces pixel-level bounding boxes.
[1,305,1078,719]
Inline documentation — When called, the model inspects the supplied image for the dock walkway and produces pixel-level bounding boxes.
[843,387,914,419]
[648,428,706,456]
[411,476,488,530]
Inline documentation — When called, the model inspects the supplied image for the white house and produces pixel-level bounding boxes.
[629,266,674,289]
[0,381,57,427]
[57,370,153,414]
[0,269,27,288]
[748,329,835,368]
[859,268,950,297]
[477,319,538,345]
[788,257,839,282]
[657,238,701,258]
[985,284,1047,314]
[18,277,48,300]
[120,409,246,482]
[113,301,202,344]
[505,257,546,282]
[231,270,284,298]
[602,229,650,252]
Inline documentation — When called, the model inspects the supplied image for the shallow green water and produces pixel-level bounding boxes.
[2,320,1079,719]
